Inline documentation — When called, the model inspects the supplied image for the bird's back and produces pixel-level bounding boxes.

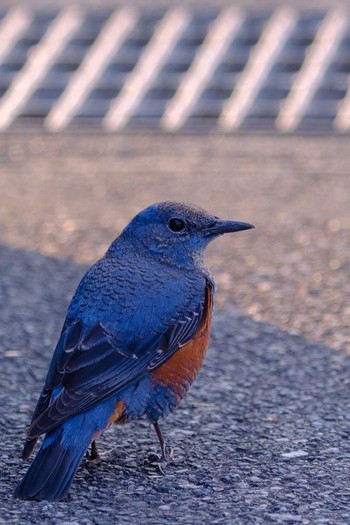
[67,245,211,348]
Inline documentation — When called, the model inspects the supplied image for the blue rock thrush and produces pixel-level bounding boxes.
[15,201,254,501]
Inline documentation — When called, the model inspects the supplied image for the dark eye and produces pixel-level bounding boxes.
[167,217,187,233]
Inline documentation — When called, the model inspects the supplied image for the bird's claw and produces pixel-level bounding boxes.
[84,455,102,469]
[146,446,174,474]
[84,447,122,468]
[145,454,167,475]
[163,445,174,462]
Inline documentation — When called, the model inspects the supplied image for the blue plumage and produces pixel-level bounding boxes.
[15,201,253,501]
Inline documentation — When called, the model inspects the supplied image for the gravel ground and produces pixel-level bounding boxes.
[0,132,349,523]
[1,245,350,524]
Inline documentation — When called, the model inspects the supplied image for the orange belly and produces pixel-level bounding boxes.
[151,283,213,397]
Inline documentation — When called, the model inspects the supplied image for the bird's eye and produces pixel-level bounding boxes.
[167,217,187,233]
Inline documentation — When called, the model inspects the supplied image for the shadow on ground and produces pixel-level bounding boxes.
[1,245,350,524]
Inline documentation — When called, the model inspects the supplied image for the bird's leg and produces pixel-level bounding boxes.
[147,422,174,474]
[85,440,101,468]
[154,421,174,462]
[90,440,100,461]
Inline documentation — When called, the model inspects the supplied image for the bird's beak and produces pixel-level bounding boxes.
[204,219,255,236]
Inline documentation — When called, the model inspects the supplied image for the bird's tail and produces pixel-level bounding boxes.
[14,428,90,501]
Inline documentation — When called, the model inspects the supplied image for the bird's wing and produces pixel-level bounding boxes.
[27,281,213,440]
[27,320,84,425]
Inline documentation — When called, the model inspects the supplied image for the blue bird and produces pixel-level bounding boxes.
[15,201,254,501]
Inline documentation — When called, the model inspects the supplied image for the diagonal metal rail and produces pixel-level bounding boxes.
[103,7,189,131]
[276,8,348,131]
[0,7,82,131]
[0,7,32,64]
[45,7,137,132]
[219,7,297,130]
[161,7,243,131]
[335,84,350,131]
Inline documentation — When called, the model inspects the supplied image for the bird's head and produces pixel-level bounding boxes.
[114,201,254,268]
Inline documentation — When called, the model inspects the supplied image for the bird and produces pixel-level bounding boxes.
[15,201,254,501]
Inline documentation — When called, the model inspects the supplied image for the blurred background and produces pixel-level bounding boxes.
[0,0,349,355]
[1,3,350,521]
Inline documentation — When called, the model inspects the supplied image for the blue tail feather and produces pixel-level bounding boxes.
[15,431,88,501]
[15,395,119,501]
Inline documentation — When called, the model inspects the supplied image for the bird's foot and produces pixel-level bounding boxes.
[148,444,174,464]
[146,446,174,475]
[85,451,102,469]
[85,448,123,468]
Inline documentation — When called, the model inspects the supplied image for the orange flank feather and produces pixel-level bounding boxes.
[152,283,213,396]
[107,400,125,426]
[92,400,125,441]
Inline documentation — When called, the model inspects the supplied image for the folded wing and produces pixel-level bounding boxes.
[26,281,212,443]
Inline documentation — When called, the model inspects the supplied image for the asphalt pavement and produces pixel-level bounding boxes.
[0,133,349,524]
